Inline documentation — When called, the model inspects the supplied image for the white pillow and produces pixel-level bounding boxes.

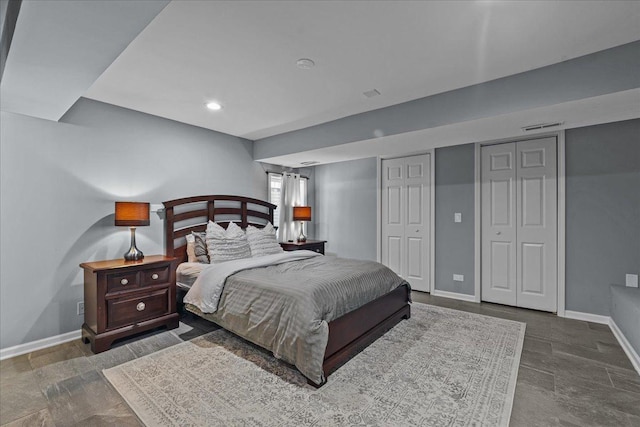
[205,221,252,263]
[246,222,283,257]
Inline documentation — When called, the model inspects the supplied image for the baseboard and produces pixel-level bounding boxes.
[431,289,477,303]
[609,319,640,376]
[0,330,81,361]
[562,310,610,325]
[561,311,639,376]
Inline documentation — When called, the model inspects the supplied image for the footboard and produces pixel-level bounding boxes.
[321,283,411,380]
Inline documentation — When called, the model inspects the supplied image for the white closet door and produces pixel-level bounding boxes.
[382,158,405,277]
[516,137,557,311]
[381,154,430,292]
[404,154,430,292]
[481,143,517,306]
[481,137,557,312]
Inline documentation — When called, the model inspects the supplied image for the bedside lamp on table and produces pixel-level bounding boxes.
[293,206,311,243]
[115,201,150,261]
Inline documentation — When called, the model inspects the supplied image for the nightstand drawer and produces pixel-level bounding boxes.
[280,240,326,255]
[141,265,170,285]
[106,271,140,293]
[107,289,169,330]
[305,243,324,254]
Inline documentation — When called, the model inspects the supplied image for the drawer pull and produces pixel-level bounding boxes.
[136,302,146,311]
[151,273,159,280]
[120,278,129,285]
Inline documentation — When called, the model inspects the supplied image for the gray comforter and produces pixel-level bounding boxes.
[185,253,408,384]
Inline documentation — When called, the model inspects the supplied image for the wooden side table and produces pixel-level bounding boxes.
[280,239,326,255]
[80,255,179,353]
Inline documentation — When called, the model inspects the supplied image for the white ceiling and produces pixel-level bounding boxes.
[0,0,169,121]
[84,0,640,140]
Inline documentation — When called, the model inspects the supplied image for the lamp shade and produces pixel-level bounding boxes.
[115,202,150,227]
[293,206,311,222]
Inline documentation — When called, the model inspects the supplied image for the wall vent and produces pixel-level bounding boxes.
[363,89,381,98]
[521,122,564,132]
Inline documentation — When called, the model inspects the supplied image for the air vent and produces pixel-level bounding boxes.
[300,161,319,166]
[363,89,381,98]
[521,122,564,132]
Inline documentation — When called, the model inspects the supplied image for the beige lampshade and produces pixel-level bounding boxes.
[115,202,150,227]
[293,206,311,222]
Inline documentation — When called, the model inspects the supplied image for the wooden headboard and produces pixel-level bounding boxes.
[163,195,276,264]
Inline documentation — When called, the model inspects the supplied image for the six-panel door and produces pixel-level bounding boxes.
[381,154,431,292]
[481,137,557,312]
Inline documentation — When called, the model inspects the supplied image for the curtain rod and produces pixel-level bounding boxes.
[265,170,309,180]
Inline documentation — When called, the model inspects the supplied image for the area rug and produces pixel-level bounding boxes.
[104,303,525,426]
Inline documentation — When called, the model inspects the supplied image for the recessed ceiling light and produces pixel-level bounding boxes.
[296,58,315,69]
[206,101,222,111]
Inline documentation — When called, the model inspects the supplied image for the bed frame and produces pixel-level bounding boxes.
[163,195,411,385]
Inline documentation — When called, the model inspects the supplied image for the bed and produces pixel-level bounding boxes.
[163,195,411,385]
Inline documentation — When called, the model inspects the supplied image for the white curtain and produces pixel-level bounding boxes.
[278,173,302,242]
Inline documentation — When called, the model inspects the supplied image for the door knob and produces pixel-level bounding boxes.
[496,231,501,235]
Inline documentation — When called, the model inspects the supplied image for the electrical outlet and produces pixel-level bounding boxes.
[453,274,464,282]
[77,301,84,315]
[626,274,639,288]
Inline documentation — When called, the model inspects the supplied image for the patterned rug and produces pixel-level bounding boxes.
[104,303,525,426]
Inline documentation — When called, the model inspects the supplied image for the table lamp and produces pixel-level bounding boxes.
[293,206,311,243]
[115,202,150,261]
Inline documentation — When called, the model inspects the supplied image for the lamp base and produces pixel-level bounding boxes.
[297,222,307,243]
[123,247,144,261]
[124,227,144,261]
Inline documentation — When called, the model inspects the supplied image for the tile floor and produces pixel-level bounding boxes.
[1,293,638,426]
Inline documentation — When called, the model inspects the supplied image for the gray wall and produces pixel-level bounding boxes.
[434,144,476,295]
[565,119,640,316]
[312,119,639,317]
[255,41,640,160]
[0,98,266,350]
[314,157,377,261]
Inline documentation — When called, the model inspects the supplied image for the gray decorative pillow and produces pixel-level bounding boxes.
[205,221,252,263]
[185,232,210,263]
[246,222,283,257]
[192,232,210,264]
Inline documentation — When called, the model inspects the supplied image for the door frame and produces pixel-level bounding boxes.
[377,151,435,293]
[474,131,566,315]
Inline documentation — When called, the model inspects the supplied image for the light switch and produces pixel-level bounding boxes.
[454,212,462,223]
[626,274,639,288]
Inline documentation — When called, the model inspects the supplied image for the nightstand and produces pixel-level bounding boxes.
[80,255,179,353]
[280,239,326,255]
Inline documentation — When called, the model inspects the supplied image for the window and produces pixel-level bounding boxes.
[268,172,308,227]
[268,173,283,226]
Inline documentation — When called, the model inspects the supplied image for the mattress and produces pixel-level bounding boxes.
[176,262,206,290]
